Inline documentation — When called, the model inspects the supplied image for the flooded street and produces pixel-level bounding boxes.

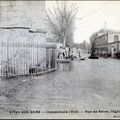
[0,56,120,118]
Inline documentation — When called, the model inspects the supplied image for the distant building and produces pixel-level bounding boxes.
[73,41,90,53]
[94,31,120,57]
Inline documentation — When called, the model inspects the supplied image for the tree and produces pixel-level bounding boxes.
[46,1,78,47]
[89,32,98,56]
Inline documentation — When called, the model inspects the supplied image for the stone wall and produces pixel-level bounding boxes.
[0,1,46,30]
[0,1,48,76]
[0,27,47,75]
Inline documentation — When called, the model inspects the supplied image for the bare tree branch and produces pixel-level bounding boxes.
[46,1,78,47]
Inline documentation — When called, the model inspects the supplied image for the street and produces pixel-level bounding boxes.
[0,1,120,119]
[0,55,120,118]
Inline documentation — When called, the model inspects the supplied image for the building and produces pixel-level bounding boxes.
[94,31,120,57]
[0,1,57,77]
[0,1,46,29]
[73,41,90,54]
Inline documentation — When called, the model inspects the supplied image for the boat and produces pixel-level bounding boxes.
[80,58,85,60]
[88,54,99,59]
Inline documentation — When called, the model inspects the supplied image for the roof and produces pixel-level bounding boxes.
[96,33,106,38]
[107,32,120,34]
[96,32,120,39]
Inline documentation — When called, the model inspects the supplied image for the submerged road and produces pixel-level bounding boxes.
[0,56,120,119]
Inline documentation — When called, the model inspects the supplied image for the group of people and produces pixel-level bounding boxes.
[57,46,81,60]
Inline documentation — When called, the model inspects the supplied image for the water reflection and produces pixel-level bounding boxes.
[57,62,73,72]
[0,62,74,115]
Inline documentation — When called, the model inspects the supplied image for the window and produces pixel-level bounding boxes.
[114,35,119,52]
[114,35,119,42]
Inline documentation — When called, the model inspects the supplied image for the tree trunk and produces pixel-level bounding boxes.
[63,35,66,48]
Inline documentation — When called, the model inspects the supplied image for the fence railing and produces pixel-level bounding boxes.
[0,42,57,78]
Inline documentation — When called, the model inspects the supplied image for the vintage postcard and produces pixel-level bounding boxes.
[0,0,120,119]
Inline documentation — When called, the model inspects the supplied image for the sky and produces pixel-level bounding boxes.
[46,1,120,43]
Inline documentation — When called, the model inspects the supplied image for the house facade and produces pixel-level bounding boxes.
[94,31,120,57]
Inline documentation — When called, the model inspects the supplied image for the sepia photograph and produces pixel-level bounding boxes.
[0,0,120,119]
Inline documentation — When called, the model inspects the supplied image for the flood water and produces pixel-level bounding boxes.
[0,57,120,119]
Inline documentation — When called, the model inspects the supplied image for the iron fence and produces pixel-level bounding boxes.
[0,42,57,78]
